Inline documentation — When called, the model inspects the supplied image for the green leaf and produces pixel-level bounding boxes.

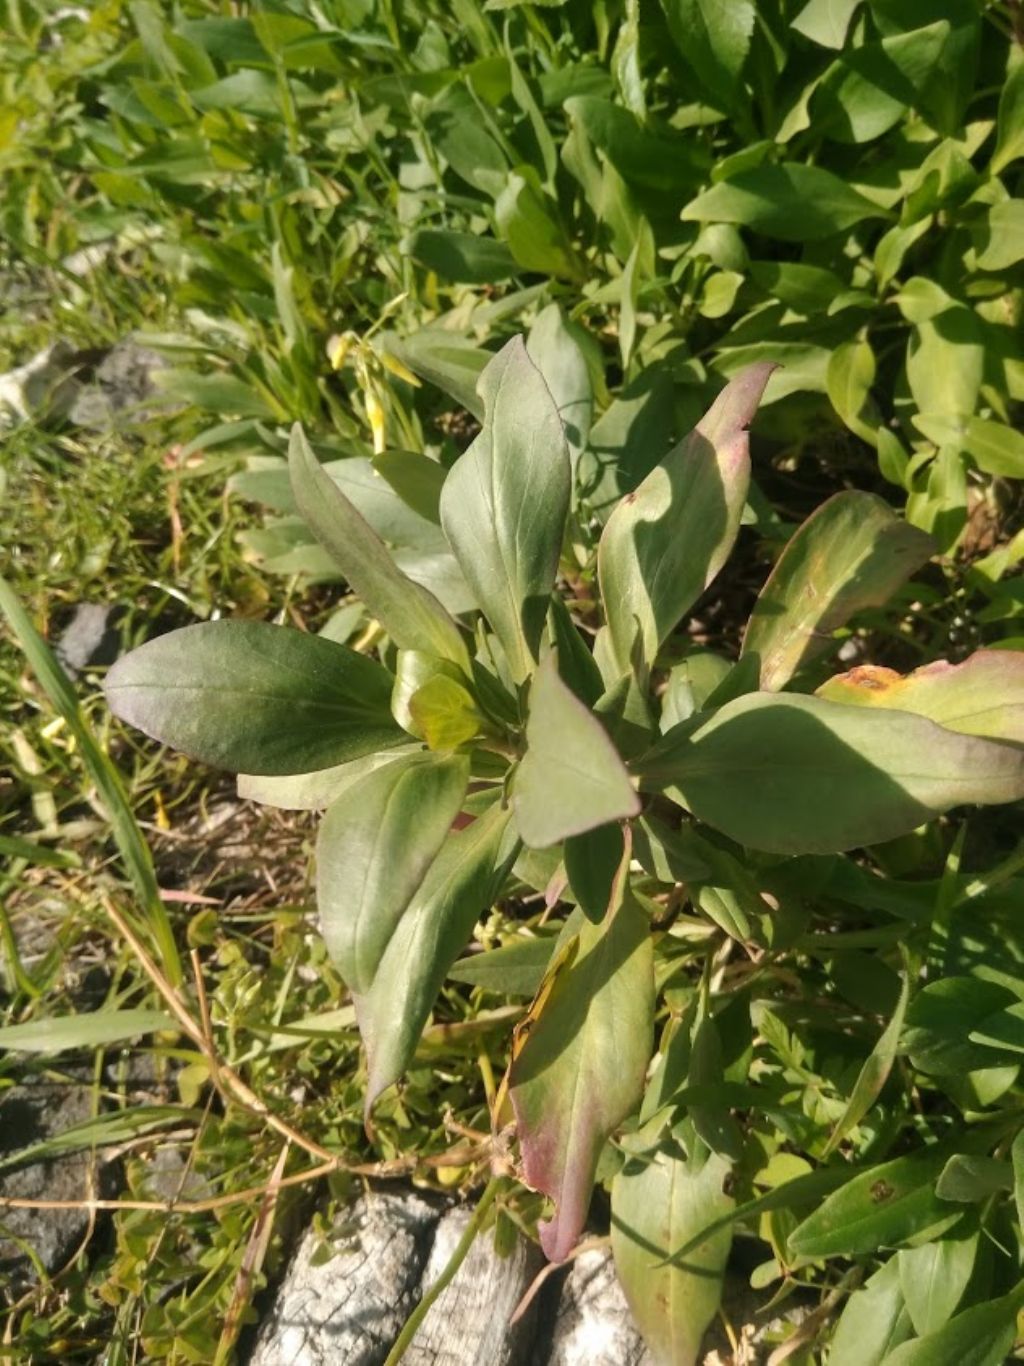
[828,1257,914,1366]
[1013,1129,1024,1232]
[612,1149,733,1366]
[510,878,654,1260]
[902,977,1021,1077]
[409,674,488,751]
[935,1154,1012,1203]
[447,934,557,997]
[682,164,888,242]
[564,824,627,923]
[494,168,583,281]
[969,1001,1024,1055]
[0,1009,174,1053]
[598,364,773,676]
[742,491,934,691]
[105,621,404,776]
[562,96,708,195]
[238,749,418,810]
[906,305,983,421]
[788,1148,957,1257]
[791,0,861,48]
[513,653,639,848]
[577,369,676,520]
[991,54,1024,175]
[403,228,518,284]
[289,425,469,671]
[372,451,445,526]
[659,0,755,112]
[897,1226,978,1335]
[439,337,571,684]
[638,691,1024,855]
[962,415,1024,478]
[883,1285,1024,1366]
[377,329,488,420]
[357,801,520,1112]
[827,334,880,445]
[817,651,1024,743]
[317,752,469,995]
[526,304,593,468]
[824,970,909,1155]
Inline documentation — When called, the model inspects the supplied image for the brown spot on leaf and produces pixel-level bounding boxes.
[871,1180,894,1204]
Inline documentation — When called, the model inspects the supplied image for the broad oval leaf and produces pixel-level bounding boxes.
[356,801,520,1113]
[611,1149,733,1366]
[882,1285,1024,1366]
[897,1227,977,1336]
[742,491,934,691]
[681,164,888,242]
[510,881,654,1261]
[788,1147,957,1257]
[238,748,420,811]
[817,651,1024,742]
[513,653,640,849]
[637,692,1024,855]
[526,304,593,469]
[598,364,773,677]
[828,1257,914,1366]
[104,621,404,776]
[439,337,571,685]
[289,424,469,671]
[317,751,469,995]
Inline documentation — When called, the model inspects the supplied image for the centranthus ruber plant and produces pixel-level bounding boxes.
[106,338,1024,1364]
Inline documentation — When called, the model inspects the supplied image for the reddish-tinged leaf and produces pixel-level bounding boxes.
[510,847,654,1261]
[742,491,933,691]
[817,651,1024,742]
[598,364,773,676]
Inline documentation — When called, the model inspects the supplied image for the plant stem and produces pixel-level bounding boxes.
[383,1175,507,1366]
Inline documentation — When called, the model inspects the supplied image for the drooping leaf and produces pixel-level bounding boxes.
[612,1149,733,1366]
[637,692,1024,855]
[882,1284,1024,1366]
[817,651,1024,743]
[681,164,888,241]
[935,1154,1012,1203]
[598,364,773,676]
[513,653,639,848]
[742,491,934,690]
[897,1227,978,1335]
[509,871,654,1261]
[104,621,404,776]
[317,752,469,995]
[289,424,469,670]
[357,801,520,1112]
[788,1147,958,1257]
[439,338,571,684]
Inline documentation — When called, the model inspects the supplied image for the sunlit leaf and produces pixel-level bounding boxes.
[105,621,404,775]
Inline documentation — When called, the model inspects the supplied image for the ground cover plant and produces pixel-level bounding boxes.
[2,0,1024,1361]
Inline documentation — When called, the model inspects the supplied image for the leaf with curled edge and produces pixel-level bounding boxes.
[817,650,1024,743]
[509,840,654,1261]
[742,491,934,691]
[598,364,774,678]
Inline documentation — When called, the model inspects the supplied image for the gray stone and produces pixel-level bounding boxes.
[248,1188,442,1366]
[401,1205,543,1366]
[56,602,124,675]
[546,1249,651,1366]
[67,341,167,429]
